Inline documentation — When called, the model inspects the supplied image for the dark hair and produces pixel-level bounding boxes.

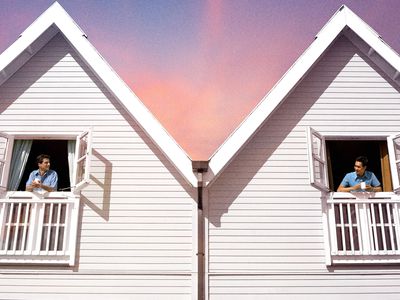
[36,154,51,164]
[355,156,368,167]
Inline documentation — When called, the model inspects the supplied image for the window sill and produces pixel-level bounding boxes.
[331,254,400,265]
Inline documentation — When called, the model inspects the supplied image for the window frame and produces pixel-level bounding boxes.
[0,130,92,194]
[0,132,14,193]
[307,127,393,193]
[72,129,92,192]
[387,133,400,193]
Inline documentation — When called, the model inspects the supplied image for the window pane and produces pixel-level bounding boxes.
[77,157,87,184]
[312,134,323,159]
[313,160,325,186]
[0,135,8,161]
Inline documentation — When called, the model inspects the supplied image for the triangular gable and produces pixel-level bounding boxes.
[0,2,197,187]
[206,5,400,185]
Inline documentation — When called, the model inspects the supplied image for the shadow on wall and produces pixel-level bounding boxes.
[206,35,400,227]
[81,148,112,221]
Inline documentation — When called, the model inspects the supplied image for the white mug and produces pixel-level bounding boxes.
[360,182,366,190]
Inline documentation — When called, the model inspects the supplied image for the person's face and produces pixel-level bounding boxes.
[354,160,366,176]
[38,158,50,172]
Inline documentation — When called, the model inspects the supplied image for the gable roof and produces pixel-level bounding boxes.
[0,2,198,187]
[206,5,400,185]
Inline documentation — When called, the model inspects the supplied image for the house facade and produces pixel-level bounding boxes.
[1,3,400,300]
[205,5,400,300]
[0,3,199,299]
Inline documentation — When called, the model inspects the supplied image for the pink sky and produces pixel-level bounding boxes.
[1,0,400,159]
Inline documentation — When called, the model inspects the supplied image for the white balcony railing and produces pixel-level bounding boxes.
[0,192,79,266]
[327,193,400,264]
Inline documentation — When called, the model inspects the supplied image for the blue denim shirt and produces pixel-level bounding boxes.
[340,171,380,192]
[26,169,58,192]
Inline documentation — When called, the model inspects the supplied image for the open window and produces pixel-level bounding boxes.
[0,129,92,194]
[307,127,395,193]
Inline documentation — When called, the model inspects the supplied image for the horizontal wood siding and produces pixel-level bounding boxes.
[0,274,191,300]
[209,274,400,300]
[0,33,194,298]
[208,35,400,297]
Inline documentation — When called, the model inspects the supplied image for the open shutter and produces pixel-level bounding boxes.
[0,133,13,192]
[72,129,92,192]
[387,133,400,192]
[307,127,330,192]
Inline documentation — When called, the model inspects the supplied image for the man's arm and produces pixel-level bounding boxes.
[39,183,55,192]
[25,172,35,191]
[367,185,382,192]
[44,171,58,192]
[369,173,382,192]
[26,180,54,192]
[337,184,361,192]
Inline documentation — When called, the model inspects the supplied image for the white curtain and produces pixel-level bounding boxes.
[67,140,76,187]
[8,140,33,191]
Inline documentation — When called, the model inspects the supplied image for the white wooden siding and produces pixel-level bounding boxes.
[207,35,400,297]
[209,274,400,300]
[0,33,194,298]
[0,274,191,300]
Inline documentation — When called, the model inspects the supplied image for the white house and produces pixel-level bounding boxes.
[205,4,400,300]
[2,3,400,300]
[0,3,200,300]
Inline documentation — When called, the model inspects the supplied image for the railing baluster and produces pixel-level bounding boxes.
[36,202,45,255]
[339,203,346,252]
[378,203,387,253]
[370,203,379,253]
[20,203,30,253]
[395,203,400,253]
[63,202,71,255]
[4,203,14,254]
[45,203,54,254]
[54,203,62,253]
[365,202,373,254]
[347,203,355,253]
[12,203,22,252]
[329,202,338,254]
[386,203,395,253]
[355,203,362,254]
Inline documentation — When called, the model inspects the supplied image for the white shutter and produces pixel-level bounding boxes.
[0,133,13,192]
[72,129,92,192]
[387,133,400,192]
[307,127,330,192]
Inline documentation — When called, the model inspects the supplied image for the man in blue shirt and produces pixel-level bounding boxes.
[337,156,382,192]
[26,154,58,192]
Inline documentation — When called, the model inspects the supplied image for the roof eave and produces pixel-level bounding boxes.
[0,2,198,187]
[206,5,400,186]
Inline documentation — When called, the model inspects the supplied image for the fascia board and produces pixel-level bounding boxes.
[52,6,198,187]
[206,7,347,186]
[344,7,400,72]
[0,5,58,72]
[0,3,198,187]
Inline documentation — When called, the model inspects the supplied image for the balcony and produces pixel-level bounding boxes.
[0,191,79,266]
[327,192,400,264]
